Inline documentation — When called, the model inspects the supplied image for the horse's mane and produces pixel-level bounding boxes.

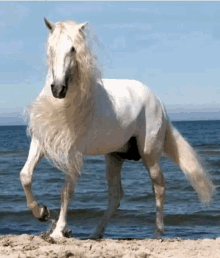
[26,20,101,175]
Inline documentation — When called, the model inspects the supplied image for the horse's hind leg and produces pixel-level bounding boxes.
[20,137,49,221]
[89,153,124,239]
[142,153,165,238]
[50,174,78,238]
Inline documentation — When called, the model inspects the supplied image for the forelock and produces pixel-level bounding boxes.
[47,21,86,54]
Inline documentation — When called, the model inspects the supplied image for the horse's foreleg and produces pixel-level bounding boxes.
[50,174,77,238]
[90,153,124,239]
[142,155,165,238]
[20,137,49,221]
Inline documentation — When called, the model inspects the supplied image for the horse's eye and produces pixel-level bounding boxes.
[71,47,75,53]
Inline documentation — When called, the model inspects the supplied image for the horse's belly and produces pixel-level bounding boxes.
[77,127,135,156]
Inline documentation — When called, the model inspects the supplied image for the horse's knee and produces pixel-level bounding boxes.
[20,167,32,187]
[148,163,165,201]
[152,177,165,199]
[153,185,165,200]
[109,189,120,202]
[150,167,165,186]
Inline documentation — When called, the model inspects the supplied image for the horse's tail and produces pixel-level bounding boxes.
[164,120,215,204]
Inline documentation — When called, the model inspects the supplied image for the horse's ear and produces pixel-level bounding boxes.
[44,17,54,32]
[79,22,88,31]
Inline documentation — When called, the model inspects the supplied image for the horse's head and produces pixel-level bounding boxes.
[44,18,88,99]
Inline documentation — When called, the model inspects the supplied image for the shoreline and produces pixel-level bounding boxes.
[0,235,220,258]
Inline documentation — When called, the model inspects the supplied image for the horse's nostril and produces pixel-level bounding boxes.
[51,84,55,89]
[60,85,66,94]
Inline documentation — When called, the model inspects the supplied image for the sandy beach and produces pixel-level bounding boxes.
[0,234,220,258]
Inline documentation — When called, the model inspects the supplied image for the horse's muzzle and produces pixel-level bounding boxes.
[51,84,67,98]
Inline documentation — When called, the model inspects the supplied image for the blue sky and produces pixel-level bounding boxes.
[1,1,220,123]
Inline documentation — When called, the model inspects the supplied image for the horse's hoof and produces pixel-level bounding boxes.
[50,231,64,239]
[154,228,164,239]
[62,227,72,238]
[89,232,103,240]
[49,228,72,239]
[38,205,50,222]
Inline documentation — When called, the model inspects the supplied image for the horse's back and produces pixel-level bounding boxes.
[101,78,167,127]
[101,79,149,101]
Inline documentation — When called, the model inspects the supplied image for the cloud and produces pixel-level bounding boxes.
[0,54,47,85]
[0,82,43,112]
[212,25,220,40]
[110,36,127,50]
[157,79,220,107]
[52,2,105,17]
[0,40,24,55]
[0,99,7,104]
[0,2,29,18]
[127,6,162,14]
[0,3,30,35]
[102,23,151,31]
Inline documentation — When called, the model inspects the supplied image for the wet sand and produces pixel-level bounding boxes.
[0,234,220,258]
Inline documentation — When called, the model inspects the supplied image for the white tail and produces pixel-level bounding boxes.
[164,121,215,204]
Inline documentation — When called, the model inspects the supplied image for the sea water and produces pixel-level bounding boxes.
[0,120,220,239]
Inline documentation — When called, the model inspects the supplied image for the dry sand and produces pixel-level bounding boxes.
[0,234,220,258]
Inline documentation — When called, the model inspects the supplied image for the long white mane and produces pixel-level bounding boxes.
[26,20,101,174]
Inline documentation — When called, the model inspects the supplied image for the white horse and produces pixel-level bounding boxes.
[20,18,215,239]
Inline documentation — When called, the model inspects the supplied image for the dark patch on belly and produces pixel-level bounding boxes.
[113,137,141,161]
